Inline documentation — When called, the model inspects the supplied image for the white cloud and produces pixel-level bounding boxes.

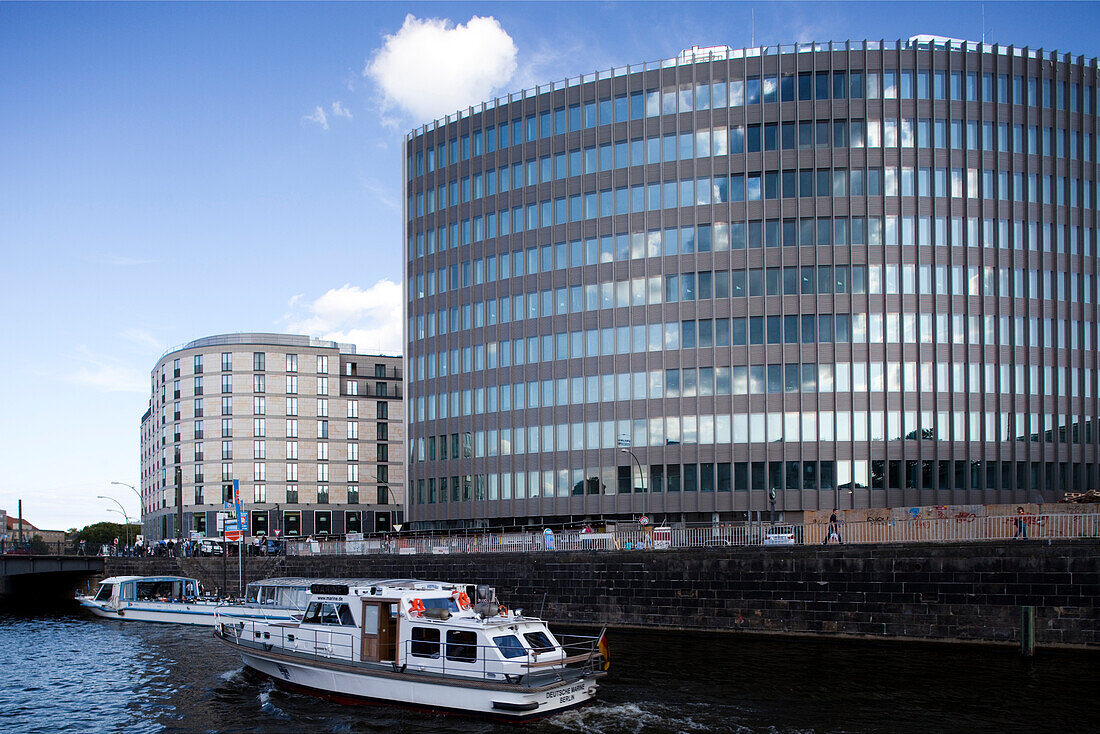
[304,105,329,130]
[365,14,517,124]
[331,100,353,119]
[285,281,403,355]
[65,347,148,393]
[119,328,164,355]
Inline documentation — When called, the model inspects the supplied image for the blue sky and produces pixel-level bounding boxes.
[2,1,1098,531]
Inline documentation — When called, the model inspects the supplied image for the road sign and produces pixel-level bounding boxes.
[224,529,242,542]
[639,515,650,526]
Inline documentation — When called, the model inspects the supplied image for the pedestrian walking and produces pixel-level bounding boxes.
[823,510,843,545]
[1013,506,1029,540]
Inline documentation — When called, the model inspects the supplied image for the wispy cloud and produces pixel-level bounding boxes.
[330,100,353,120]
[361,177,400,212]
[304,105,330,130]
[284,281,402,355]
[304,100,354,131]
[65,346,148,394]
[364,14,517,126]
[119,328,164,355]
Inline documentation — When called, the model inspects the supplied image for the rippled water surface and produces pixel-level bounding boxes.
[0,607,1096,733]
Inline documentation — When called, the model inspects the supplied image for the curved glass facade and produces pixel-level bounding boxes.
[405,39,1100,528]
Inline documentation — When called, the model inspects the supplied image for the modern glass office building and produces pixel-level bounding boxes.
[404,37,1100,529]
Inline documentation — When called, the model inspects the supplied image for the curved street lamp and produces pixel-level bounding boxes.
[619,447,646,523]
[97,495,132,547]
[111,481,142,530]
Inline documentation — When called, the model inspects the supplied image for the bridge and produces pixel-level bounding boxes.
[0,555,104,602]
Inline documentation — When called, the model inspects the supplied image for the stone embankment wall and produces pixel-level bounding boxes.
[104,541,1099,649]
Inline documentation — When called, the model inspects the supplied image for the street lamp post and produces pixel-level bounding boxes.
[98,496,132,547]
[619,448,646,522]
[111,481,143,536]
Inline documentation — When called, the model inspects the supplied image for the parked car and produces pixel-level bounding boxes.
[197,539,224,556]
[763,526,797,546]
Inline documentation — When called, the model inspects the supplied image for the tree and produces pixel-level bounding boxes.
[72,521,141,547]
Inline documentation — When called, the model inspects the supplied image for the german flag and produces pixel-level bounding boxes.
[597,628,610,671]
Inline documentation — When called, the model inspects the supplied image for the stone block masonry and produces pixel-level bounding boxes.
[104,541,1099,649]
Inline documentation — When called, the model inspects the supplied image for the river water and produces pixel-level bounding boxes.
[0,607,1096,733]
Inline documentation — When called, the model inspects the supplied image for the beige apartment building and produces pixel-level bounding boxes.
[141,333,403,540]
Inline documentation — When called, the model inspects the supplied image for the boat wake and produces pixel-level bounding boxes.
[219,667,246,682]
[546,701,755,734]
[257,684,289,719]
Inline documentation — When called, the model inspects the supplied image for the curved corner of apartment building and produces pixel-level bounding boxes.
[140,333,403,540]
[403,38,1100,529]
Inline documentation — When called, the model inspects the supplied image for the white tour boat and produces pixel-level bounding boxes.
[215,579,608,721]
[78,576,315,627]
[77,575,221,625]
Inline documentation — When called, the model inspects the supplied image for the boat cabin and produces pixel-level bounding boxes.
[92,576,204,606]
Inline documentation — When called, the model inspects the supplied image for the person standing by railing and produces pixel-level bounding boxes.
[1013,507,1029,540]
[823,510,843,545]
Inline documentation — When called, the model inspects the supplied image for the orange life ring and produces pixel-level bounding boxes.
[498,605,508,617]
[408,598,425,615]
[453,591,471,610]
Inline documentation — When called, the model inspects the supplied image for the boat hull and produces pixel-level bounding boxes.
[77,596,298,627]
[77,597,221,625]
[235,644,599,721]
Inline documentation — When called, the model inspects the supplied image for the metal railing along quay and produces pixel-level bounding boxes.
[282,512,1100,557]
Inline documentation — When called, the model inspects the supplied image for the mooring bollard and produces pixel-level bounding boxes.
[1019,605,1035,656]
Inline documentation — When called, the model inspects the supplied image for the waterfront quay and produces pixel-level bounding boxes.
[101,536,1100,651]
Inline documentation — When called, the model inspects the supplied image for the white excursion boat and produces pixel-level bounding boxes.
[78,576,315,627]
[215,579,608,721]
[77,575,221,625]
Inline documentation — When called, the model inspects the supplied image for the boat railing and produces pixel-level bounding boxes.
[217,616,358,663]
[218,615,605,684]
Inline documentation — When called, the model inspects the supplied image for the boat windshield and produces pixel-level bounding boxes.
[302,601,356,626]
[523,630,556,653]
[93,584,113,602]
[246,584,310,609]
[422,597,459,613]
[493,634,527,659]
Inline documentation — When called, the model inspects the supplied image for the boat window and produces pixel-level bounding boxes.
[361,603,379,633]
[422,597,458,613]
[410,627,441,658]
[302,602,323,624]
[94,584,113,602]
[320,604,340,625]
[493,635,527,659]
[523,631,556,653]
[338,604,355,626]
[134,580,181,601]
[245,585,261,603]
[446,630,478,663]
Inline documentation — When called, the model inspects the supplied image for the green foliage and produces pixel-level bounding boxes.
[73,521,141,546]
[28,534,48,554]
